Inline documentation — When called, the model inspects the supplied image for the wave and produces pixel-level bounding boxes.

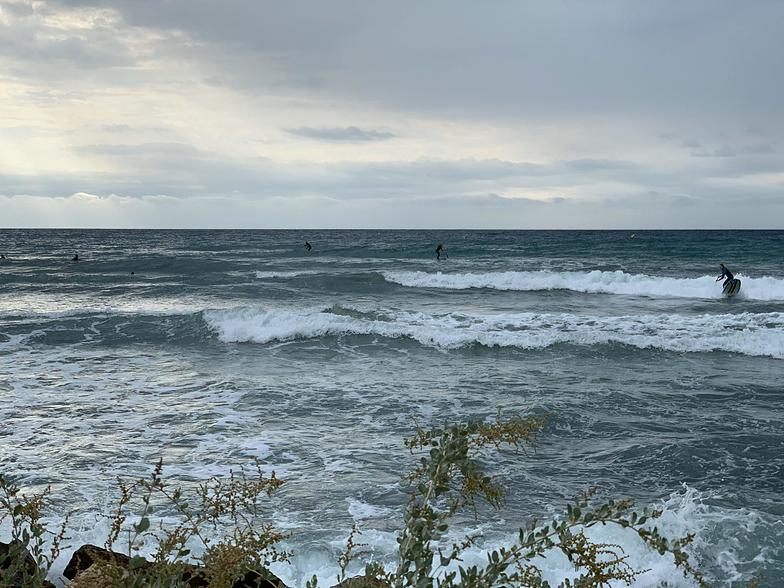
[202,306,784,358]
[0,302,210,320]
[255,270,321,279]
[382,270,784,301]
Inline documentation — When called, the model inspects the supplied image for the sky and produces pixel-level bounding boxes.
[0,0,782,228]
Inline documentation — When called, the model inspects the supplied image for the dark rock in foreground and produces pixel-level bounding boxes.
[63,544,134,580]
[64,543,288,587]
[330,576,390,588]
[0,540,56,588]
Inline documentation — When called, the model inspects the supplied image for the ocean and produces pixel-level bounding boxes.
[0,229,782,587]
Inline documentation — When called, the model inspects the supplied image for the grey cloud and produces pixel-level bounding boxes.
[692,146,737,158]
[41,0,784,126]
[0,148,768,206]
[0,155,581,201]
[0,3,135,79]
[562,159,637,172]
[6,186,780,229]
[4,0,784,227]
[285,126,396,142]
[0,1,34,17]
[0,28,132,72]
[742,143,776,155]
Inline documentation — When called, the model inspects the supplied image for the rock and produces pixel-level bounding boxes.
[62,544,134,580]
[66,563,128,588]
[0,540,56,588]
[63,544,288,587]
[330,576,390,588]
[181,566,288,587]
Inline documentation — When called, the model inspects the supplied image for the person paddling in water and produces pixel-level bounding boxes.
[304,241,312,252]
[435,243,447,261]
[716,263,734,286]
[71,254,79,262]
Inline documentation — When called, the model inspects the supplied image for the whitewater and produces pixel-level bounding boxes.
[1,229,783,586]
[203,306,784,359]
[382,269,784,300]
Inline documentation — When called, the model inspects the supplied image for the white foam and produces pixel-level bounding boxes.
[0,294,221,319]
[437,485,772,587]
[346,498,394,521]
[203,306,784,359]
[382,270,784,301]
[15,482,773,587]
[261,486,775,587]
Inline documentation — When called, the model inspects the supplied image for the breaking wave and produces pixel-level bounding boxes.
[382,270,784,301]
[203,306,784,358]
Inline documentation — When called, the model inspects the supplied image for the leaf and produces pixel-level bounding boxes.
[135,517,150,533]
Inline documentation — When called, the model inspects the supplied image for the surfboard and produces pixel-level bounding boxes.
[722,278,741,297]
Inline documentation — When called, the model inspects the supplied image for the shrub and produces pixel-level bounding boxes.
[318,415,716,588]
[1,414,760,587]
[0,475,66,587]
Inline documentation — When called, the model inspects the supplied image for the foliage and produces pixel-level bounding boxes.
[0,414,762,587]
[0,475,68,588]
[100,458,288,587]
[322,414,720,588]
[0,460,287,588]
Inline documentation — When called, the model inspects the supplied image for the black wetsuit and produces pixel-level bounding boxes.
[719,266,734,285]
[305,242,312,252]
[435,244,444,260]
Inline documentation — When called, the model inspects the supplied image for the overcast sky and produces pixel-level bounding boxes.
[1,0,782,228]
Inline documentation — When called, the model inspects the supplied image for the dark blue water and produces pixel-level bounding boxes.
[1,230,782,586]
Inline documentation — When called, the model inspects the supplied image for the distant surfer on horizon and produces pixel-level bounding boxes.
[71,254,79,262]
[435,243,447,261]
[305,241,312,252]
[716,263,734,286]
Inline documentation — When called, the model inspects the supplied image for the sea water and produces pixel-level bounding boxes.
[0,229,782,586]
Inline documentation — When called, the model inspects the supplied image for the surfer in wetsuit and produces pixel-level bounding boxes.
[304,241,312,252]
[71,254,79,262]
[716,263,734,286]
[435,243,446,261]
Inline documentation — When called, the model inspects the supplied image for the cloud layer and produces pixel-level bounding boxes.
[0,0,782,227]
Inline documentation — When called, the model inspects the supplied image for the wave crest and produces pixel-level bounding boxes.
[382,270,784,300]
[202,306,784,358]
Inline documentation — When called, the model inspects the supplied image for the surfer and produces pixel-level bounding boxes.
[305,241,312,252]
[435,243,446,261]
[716,263,734,286]
[71,254,79,262]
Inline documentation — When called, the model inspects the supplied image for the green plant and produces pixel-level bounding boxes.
[0,475,68,588]
[100,458,289,587]
[320,414,716,588]
[1,415,761,588]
